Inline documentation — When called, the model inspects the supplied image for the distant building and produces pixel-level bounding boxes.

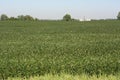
[79,19,91,21]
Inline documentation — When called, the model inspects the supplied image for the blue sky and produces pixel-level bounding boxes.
[0,0,120,19]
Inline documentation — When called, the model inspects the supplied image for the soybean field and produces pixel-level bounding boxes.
[0,20,120,79]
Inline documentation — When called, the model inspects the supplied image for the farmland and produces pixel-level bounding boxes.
[0,20,120,79]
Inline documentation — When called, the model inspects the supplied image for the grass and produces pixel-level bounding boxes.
[0,20,120,79]
[8,74,120,80]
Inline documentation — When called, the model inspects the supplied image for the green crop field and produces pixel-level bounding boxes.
[8,74,120,80]
[0,20,120,79]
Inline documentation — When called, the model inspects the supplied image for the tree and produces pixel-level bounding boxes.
[35,18,39,21]
[18,15,34,21]
[17,15,25,20]
[117,12,120,20]
[0,14,8,21]
[24,15,34,21]
[9,17,17,20]
[63,14,71,21]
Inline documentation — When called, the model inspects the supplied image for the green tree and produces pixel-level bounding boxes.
[24,15,34,21]
[117,12,120,20]
[9,17,17,20]
[35,18,39,21]
[18,15,34,21]
[0,14,8,21]
[17,15,25,20]
[63,14,71,21]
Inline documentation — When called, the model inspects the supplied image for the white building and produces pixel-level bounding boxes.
[79,19,91,21]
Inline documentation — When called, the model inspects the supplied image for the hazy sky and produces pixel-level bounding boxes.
[0,0,120,19]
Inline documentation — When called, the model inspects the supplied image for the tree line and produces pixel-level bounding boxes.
[0,14,79,21]
[0,14,39,21]
[0,12,120,21]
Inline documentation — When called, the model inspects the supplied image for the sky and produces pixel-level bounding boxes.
[0,0,120,19]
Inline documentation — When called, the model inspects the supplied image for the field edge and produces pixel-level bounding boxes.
[8,73,120,80]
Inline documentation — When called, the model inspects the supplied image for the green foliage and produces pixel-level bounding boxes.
[24,15,34,21]
[0,14,36,21]
[0,14,8,21]
[17,15,34,21]
[117,12,120,20]
[8,74,120,80]
[17,15,25,20]
[0,20,120,79]
[35,18,39,21]
[9,17,18,20]
[63,14,71,21]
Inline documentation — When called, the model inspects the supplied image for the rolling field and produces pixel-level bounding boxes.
[0,20,120,79]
